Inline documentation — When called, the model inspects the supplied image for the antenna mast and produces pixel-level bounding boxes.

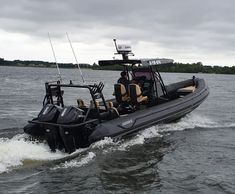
[48,32,62,82]
[66,32,85,83]
[113,39,118,53]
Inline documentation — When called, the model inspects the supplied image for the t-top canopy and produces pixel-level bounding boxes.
[141,58,174,66]
[98,59,140,66]
[98,58,174,66]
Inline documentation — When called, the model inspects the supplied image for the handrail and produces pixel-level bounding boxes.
[43,81,107,123]
[29,119,98,128]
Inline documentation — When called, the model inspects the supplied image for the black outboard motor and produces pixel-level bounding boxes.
[38,104,63,152]
[23,104,61,140]
[57,106,85,153]
[38,104,61,122]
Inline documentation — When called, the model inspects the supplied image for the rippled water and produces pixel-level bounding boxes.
[0,66,234,193]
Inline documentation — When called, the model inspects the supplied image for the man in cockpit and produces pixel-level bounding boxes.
[117,71,130,92]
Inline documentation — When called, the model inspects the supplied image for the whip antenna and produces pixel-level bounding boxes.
[48,32,62,82]
[66,32,85,83]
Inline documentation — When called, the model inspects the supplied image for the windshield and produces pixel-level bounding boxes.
[132,71,152,80]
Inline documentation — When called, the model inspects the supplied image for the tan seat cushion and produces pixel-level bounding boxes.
[177,86,196,93]
[137,95,148,103]
[119,84,129,101]
[77,99,87,108]
[129,84,148,104]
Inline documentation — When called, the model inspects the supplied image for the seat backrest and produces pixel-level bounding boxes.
[129,84,147,105]
[129,84,139,104]
[109,107,119,119]
[114,83,128,103]
[106,101,114,109]
[99,101,119,120]
[90,100,99,109]
[77,99,87,109]
[107,101,119,119]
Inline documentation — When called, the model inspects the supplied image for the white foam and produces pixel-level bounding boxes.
[227,123,235,128]
[52,152,96,170]
[118,126,162,151]
[0,134,67,173]
[158,113,218,133]
[0,114,220,173]
[91,137,115,149]
[116,114,218,151]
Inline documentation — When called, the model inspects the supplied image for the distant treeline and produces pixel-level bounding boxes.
[1,58,235,74]
[92,62,235,74]
[0,58,91,69]
[158,62,235,74]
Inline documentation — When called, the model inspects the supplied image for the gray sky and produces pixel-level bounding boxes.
[0,0,235,66]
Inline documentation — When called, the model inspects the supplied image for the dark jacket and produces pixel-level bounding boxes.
[117,77,130,93]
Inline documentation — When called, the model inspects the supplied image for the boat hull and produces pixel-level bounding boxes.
[89,78,209,143]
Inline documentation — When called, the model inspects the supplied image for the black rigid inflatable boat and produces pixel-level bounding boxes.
[24,41,209,153]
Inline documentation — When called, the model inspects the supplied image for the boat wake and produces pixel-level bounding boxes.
[0,134,67,174]
[158,113,218,132]
[0,113,226,173]
[52,152,96,170]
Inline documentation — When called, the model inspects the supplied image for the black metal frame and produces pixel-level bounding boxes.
[128,64,169,99]
[152,66,168,97]
[99,57,169,98]
[43,81,108,123]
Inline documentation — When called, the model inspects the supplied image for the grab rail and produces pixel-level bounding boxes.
[29,119,98,128]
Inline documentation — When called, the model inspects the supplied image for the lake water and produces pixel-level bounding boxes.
[0,66,234,193]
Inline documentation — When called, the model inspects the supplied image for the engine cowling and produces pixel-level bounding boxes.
[57,106,84,124]
[38,104,61,122]
[57,106,85,153]
[24,104,61,139]
[38,104,63,152]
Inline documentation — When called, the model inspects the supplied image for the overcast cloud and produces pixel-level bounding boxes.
[0,0,235,66]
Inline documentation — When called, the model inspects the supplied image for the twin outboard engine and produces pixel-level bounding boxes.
[39,105,85,153]
[24,104,90,153]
